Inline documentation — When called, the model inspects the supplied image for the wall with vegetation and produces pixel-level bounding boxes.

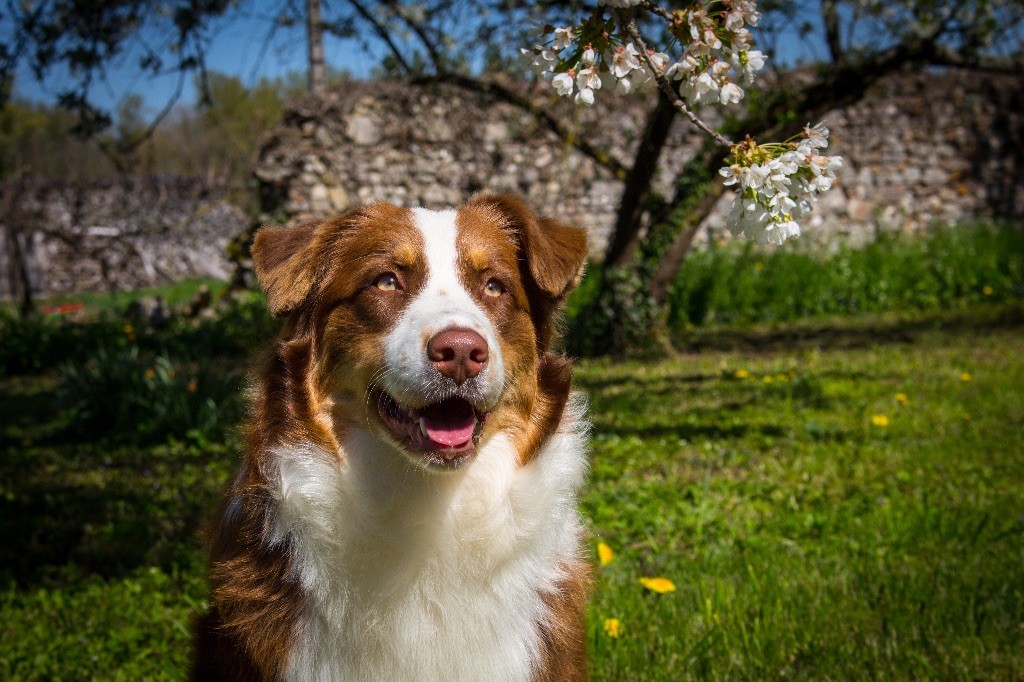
[257,69,1023,253]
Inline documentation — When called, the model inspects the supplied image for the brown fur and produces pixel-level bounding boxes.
[535,558,593,682]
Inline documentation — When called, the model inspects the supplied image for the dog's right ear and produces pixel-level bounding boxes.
[252,221,320,317]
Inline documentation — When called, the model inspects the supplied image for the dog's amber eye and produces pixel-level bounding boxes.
[483,279,505,297]
[374,273,401,291]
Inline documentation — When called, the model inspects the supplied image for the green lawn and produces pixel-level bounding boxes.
[2,307,1022,680]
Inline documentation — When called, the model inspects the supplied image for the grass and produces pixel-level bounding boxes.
[1,303,1022,679]
[564,223,1024,334]
[666,224,1024,328]
[580,320,1024,679]
[1,225,1022,679]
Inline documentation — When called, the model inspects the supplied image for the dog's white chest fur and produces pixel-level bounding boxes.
[266,399,588,681]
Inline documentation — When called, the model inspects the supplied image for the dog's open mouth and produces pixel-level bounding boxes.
[376,392,488,468]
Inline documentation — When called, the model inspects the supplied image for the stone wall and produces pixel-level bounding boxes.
[253,80,707,256]
[255,70,1023,255]
[0,177,248,297]
[4,69,1020,299]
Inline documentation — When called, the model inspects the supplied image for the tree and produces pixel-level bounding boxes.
[530,0,1024,355]
[1,0,236,168]
[307,0,328,93]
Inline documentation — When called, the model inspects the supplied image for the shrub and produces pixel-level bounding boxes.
[58,344,244,444]
[666,223,1024,328]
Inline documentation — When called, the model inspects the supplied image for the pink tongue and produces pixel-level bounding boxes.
[420,399,477,447]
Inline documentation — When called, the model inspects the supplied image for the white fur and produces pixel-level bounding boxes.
[266,395,589,682]
[381,208,505,410]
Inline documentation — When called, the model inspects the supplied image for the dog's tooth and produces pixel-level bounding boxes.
[418,417,429,437]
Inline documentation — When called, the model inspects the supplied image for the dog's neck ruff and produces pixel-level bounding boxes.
[265,396,589,682]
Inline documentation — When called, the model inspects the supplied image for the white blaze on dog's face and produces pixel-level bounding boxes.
[251,195,587,472]
[376,208,506,466]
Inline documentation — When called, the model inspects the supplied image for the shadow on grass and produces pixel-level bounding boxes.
[673,302,1024,353]
[593,420,789,441]
[0,377,231,588]
[576,372,721,392]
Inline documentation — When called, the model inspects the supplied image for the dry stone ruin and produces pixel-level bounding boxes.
[3,68,1021,297]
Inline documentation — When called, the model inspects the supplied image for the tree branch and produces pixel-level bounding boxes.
[410,73,630,178]
[344,0,414,75]
[928,47,1024,75]
[618,12,734,148]
[821,0,844,64]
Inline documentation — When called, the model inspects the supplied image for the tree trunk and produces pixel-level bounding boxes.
[307,0,327,94]
[2,221,35,318]
[579,46,939,356]
[602,92,677,269]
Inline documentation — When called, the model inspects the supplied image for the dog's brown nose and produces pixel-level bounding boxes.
[427,328,488,384]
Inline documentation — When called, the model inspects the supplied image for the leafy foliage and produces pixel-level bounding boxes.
[667,224,1024,328]
[57,345,243,445]
[566,223,1024,354]
[1,72,296,183]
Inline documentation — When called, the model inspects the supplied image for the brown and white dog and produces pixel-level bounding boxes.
[191,195,591,681]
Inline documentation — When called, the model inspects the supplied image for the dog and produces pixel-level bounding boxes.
[191,194,591,681]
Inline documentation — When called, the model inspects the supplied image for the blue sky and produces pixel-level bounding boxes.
[11,3,380,117]
[10,2,821,119]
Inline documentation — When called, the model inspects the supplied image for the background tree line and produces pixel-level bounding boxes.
[1,71,310,187]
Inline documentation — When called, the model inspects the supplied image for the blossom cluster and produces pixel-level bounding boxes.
[520,16,669,104]
[719,124,843,245]
[522,0,765,107]
[665,0,764,106]
[520,0,845,245]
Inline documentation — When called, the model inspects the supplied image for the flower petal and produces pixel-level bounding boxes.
[639,576,677,593]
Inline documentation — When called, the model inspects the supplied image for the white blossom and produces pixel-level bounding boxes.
[609,44,641,78]
[733,50,765,83]
[520,46,556,75]
[523,1,844,245]
[576,67,602,92]
[719,163,744,186]
[802,122,830,149]
[552,72,574,96]
[647,51,670,74]
[552,27,575,51]
[719,81,743,104]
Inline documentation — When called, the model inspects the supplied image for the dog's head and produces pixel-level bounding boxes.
[251,194,587,470]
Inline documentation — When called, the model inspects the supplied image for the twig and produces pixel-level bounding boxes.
[617,11,735,148]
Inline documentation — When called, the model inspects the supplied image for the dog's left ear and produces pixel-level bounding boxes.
[467,193,588,303]
[252,220,321,317]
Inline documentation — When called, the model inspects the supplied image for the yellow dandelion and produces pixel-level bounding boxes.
[762,375,773,384]
[144,368,156,381]
[603,618,623,638]
[983,285,993,296]
[894,393,908,405]
[754,262,764,271]
[123,323,134,334]
[871,414,889,427]
[597,542,614,566]
[960,372,972,382]
[639,577,677,594]
[734,369,749,379]
[776,373,788,382]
